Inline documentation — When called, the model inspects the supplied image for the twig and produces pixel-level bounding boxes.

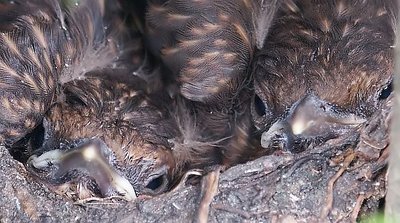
[368,146,390,179]
[360,138,384,150]
[74,196,126,206]
[320,152,355,220]
[351,193,373,222]
[213,203,251,219]
[196,167,221,223]
[169,169,203,193]
[283,153,326,178]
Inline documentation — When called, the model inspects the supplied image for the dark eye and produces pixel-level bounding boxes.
[29,122,46,150]
[254,94,266,117]
[145,173,168,194]
[9,122,46,162]
[379,82,392,100]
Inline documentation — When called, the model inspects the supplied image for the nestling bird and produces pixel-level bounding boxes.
[26,69,258,201]
[0,0,127,148]
[7,0,314,202]
[27,70,179,200]
[144,0,279,166]
[145,0,278,104]
[251,0,398,152]
[0,0,162,201]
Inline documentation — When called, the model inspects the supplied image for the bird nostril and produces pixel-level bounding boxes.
[274,133,284,140]
[145,173,168,193]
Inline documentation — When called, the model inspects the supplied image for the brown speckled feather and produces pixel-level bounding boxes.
[0,0,126,146]
[146,0,278,104]
[39,75,258,196]
[36,71,178,196]
[252,0,397,127]
[252,0,398,151]
[23,0,276,198]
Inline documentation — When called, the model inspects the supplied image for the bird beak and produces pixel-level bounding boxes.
[261,95,366,152]
[28,140,137,201]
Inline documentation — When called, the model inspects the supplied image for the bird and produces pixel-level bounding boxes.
[0,0,160,201]
[144,0,280,167]
[6,0,284,202]
[27,70,180,201]
[0,0,128,149]
[25,66,259,201]
[145,0,278,104]
[251,0,398,152]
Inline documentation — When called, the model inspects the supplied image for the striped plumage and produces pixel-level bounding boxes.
[0,0,124,146]
[252,0,398,151]
[28,70,178,198]
[144,0,279,167]
[146,0,277,104]
[0,0,262,201]
[3,0,395,201]
[28,68,255,199]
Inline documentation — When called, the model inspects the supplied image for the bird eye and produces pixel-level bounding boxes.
[254,94,267,117]
[378,81,392,100]
[29,122,46,150]
[9,122,46,162]
[145,173,168,194]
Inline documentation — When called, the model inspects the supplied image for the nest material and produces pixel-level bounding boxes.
[0,97,390,222]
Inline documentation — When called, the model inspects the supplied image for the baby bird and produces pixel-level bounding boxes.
[27,70,179,200]
[144,0,279,166]
[0,0,126,148]
[252,0,397,151]
[145,0,278,104]
[26,69,258,201]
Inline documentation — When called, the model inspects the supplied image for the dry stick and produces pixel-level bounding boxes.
[351,193,373,223]
[368,146,390,179]
[319,152,355,221]
[351,194,366,223]
[284,153,326,178]
[74,196,126,206]
[169,169,203,193]
[361,139,384,150]
[196,167,221,223]
[213,203,251,219]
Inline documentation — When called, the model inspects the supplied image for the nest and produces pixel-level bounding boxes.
[0,97,391,222]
